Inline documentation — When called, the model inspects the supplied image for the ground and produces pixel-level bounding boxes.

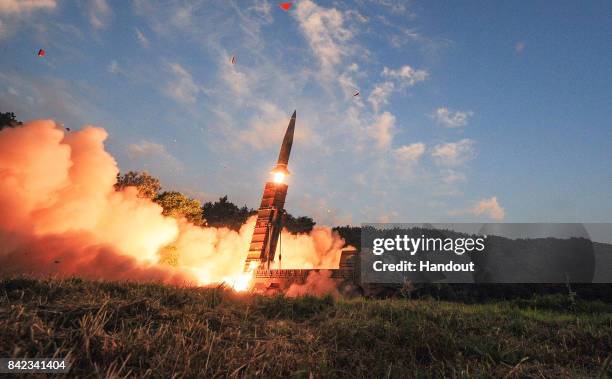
[1,278,610,378]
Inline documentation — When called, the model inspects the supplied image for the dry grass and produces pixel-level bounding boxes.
[1,277,610,378]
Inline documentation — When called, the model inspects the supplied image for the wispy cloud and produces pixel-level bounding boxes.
[382,65,428,87]
[164,62,204,105]
[294,0,354,76]
[0,0,57,39]
[432,107,473,128]
[367,81,394,113]
[367,111,395,149]
[431,139,475,166]
[372,0,409,14]
[250,0,273,23]
[135,27,149,48]
[107,60,123,75]
[0,0,56,14]
[440,169,466,184]
[88,0,112,29]
[220,55,250,97]
[368,65,427,112]
[237,101,319,151]
[128,140,183,170]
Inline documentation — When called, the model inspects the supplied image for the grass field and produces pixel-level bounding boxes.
[1,278,610,378]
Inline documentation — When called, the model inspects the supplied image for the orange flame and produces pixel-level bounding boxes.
[224,261,258,291]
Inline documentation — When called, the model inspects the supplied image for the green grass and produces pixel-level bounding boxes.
[1,278,610,378]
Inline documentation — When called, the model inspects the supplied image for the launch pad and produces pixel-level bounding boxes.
[251,246,359,291]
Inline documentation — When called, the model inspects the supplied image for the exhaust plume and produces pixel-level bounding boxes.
[0,120,345,289]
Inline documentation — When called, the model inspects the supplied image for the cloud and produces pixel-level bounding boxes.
[394,142,425,162]
[367,65,427,112]
[0,0,55,14]
[164,62,203,105]
[0,0,56,39]
[128,140,183,170]
[237,101,288,149]
[382,65,428,87]
[220,55,249,97]
[294,0,353,73]
[470,196,505,220]
[367,111,395,149]
[237,101,319,151]
[135,27,149,48]
[250,0,272,23]
[368,81,394,113]
[338,72,363,103]
[440,169,466,184]
[431,139,475,166]
[88,0,112,29]
[432,107,473,128]
[373,0,409,14]
[107,60,123,75]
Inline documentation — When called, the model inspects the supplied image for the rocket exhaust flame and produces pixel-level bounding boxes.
[0,120,345,293]
[273,172,286,184]
[228,261,259,291]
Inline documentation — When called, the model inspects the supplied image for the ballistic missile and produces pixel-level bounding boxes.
[272,110,296,178]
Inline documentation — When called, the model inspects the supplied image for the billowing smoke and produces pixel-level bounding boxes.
[0,120,345,288]
[276,227,344,269]
[285,270,340,298]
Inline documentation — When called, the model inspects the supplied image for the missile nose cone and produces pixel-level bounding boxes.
[276,111,296,167]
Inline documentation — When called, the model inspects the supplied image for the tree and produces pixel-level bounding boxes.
[202,196,256,231]
[202,195,316,233]
[333,225,361,247]
[0,112,22,130]
[114,171,161,199]
[154,191,205,226]
[284,214,316,234]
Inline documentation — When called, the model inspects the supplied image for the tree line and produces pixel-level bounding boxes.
[117,171,318,233]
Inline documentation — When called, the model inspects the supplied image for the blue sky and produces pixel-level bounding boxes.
[1,0,611,225]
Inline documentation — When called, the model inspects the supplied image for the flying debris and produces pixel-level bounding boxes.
[279,2,293,11]
[230,55,236,65]
[37,49,45,57]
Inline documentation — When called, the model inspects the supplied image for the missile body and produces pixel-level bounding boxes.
[244,111,296,271]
